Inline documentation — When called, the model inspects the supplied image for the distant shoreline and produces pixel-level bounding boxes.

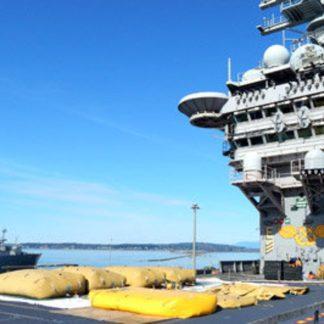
[22,242,259,253]
[25,248,259,253]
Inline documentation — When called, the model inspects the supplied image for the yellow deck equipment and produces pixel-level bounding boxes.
[106,267,165,287]
[90,287,217,319]
[149,267,195,286]
[60,266,126,290]
[0,269,86,299]
[208,283,308,309]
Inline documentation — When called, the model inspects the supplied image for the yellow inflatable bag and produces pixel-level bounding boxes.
[51,270,87,295]
[149,267,195,285]
[90,288,217,319]
[208,283,308,308]
[0,269,86,299]
[106,267,164,287]
[217,294,257,309]
[61,266,126,290]
[219,283,257,297]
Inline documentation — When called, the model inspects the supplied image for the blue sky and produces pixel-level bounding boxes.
[0,0,282,244]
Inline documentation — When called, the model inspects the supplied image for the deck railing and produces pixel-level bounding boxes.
[230,165,283,183]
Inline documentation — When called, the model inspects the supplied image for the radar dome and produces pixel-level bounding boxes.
[290,44,324,72]
[243,152,262,172]
[305,148,324,169]
[242,68,265,82]
[263,45,290,68]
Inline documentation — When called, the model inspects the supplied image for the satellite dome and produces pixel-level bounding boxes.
[242,68,265,82]
[263,45,290,68]
[305,148,324,169]
[290,44,324,72]
[243,152,262,172]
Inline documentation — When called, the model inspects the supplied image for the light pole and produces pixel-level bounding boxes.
[191,204,200,277]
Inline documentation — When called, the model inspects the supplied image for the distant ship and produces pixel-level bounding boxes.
[0,229,41,273]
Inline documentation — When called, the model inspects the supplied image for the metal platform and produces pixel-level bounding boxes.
[232,178,286,217]
[258,0,324,35]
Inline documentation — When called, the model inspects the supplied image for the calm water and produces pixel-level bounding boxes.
[27,249,260,269]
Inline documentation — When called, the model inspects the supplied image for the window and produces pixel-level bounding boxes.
[250,136,264,145]
[235,138,249,147]
[235,113,248,123]
[314,125,324,135]
[279,131,295,142]
[265,107,277,117]
[249,110,263,120]
[312,97,324,108]
[279,103,294,114]
[266,133,279,143]
[298,128,312,139]
[295,100,309,109]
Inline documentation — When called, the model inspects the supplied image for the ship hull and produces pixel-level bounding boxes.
[0,253,41,272]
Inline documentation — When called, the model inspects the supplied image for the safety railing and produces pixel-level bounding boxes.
[261,14,288,29]
[230,165,281,183]
[281,0,302,10]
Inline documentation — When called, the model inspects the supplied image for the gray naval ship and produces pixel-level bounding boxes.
[179,0,324,280]
[0,229,41,273]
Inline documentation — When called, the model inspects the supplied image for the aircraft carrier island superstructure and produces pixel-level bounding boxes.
[178,0,324,278]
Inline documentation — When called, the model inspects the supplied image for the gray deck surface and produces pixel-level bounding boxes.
[0,300,100,323]
[171,285,324,324]
[0,286,323,323]
[280,310,324,323]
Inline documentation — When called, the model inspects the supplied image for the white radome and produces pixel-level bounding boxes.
[263,45,290,68]
[243,152,262,172]
[305,148,324,169]
[242,68,265,82]
[290,44,324,72]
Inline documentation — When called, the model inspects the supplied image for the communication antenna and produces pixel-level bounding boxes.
[282,28,307,50]
[227,57,232,82]
[191,203,200,279]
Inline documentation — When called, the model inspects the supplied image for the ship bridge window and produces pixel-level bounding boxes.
[249,110,263,120]
[235,138,249,147]
[295,99,310,109]
[279,131,295,142]
[266,133,279,143]
[264,107,277,117]
[250,136,264,146]
[312,97,324,108]
[314,125,324,135]
[234,113,248,123]
[279,103,294,114]
[298,127,312,139]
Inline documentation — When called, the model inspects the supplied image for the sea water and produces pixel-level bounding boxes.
[27,249,260,269]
